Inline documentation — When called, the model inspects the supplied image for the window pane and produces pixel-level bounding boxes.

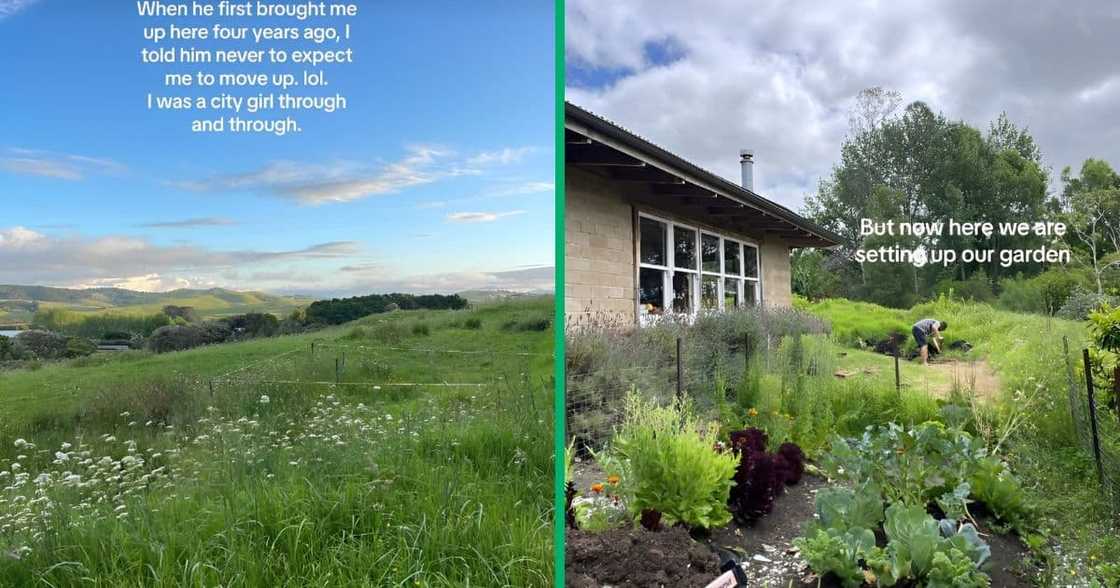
[701,275,719,310]
[640,217,667,266]
[743,244,759,278]
[639,268,665,315]
[744,281,758,306]
[724,278,740,309]
[672,272,694,314]
[701,234,720,273]
[674,226,697,270]
[724,240,741,275]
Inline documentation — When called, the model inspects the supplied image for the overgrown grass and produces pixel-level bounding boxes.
[0,298,553,586]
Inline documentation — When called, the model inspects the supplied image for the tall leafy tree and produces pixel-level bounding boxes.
[1060,159,1120,293]
[805,89,1049,306]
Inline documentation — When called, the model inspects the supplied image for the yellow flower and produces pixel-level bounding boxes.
[591,483,604,494]
[607,475,620,486]
[748,408,759,417]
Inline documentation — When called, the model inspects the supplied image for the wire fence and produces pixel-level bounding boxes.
[1063,337,1120,512]
[565,323,814,452]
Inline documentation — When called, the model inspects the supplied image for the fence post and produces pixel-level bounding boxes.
[744,333,750,378]
[894,341,901,394]
[335,356,340,384]
[676,336,684,400]
[1083,348,1105,484]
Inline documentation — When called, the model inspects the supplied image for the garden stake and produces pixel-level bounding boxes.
[1083,348,1105,484]
[894,345,901,394]
[676,336,684,400]
[335,356,340,384]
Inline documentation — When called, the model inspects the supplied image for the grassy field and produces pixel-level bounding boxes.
[0,297,554,586]
[803,297,1119,585]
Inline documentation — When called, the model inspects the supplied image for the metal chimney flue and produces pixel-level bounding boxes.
[739,149,754,191]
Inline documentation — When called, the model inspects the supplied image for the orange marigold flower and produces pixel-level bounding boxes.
[591,483,604,493]
[607,475,620,485]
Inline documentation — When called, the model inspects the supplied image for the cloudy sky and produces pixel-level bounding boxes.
[567,0,1120,211]
[0,1,554,296]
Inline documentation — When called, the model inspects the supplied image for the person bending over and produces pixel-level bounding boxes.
[912,318,947,366]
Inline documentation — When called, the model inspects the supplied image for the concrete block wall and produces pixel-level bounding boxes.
[565,168,636,326]
[759,239,793,308]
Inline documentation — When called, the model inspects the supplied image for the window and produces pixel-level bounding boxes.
[636,212,762,323]
[638,217,668,317]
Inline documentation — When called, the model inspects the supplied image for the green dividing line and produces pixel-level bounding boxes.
[553,0,566,584]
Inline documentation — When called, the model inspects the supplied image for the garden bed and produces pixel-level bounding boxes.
[567,468,1037,587]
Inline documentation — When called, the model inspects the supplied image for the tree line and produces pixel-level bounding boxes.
[796,87,1120,315]
[304,293,468,325]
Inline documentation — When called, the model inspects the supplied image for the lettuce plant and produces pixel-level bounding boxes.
[726,428,806,521]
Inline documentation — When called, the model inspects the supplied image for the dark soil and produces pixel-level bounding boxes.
[565,472,1038,587]
[703,474,825,585]
[566,525,722,587]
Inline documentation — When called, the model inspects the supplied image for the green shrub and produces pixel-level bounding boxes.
[31,308,171,338]
[411,322,431,336]
[12,330,70,359]
[463,317,483,330]
[502,316,552,332]
[934,272,996,303]
[1058,288,1118,320]
[605,391,737,529]
[997,274,1044,314]
[146,322,232,353]
[64,337,97,358]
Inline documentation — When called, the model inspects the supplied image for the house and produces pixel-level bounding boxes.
[565,102,842,325]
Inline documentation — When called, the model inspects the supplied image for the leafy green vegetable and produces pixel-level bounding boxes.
[814,483,885,532]
[607,392,738,529]
[794,528,874,588]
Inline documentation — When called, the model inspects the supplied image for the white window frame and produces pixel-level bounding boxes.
[636,211,762,325]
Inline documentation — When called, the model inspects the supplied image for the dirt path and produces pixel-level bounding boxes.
[918,358,1002,402]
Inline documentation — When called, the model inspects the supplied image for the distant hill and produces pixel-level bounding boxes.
[0,285,311,324]
[457,289,551,304]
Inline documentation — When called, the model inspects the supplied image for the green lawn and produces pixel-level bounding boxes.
[0,297,554,586]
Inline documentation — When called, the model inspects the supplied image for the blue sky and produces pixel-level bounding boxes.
[0,0,554,295]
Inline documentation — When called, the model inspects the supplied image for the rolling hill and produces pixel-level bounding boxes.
[0,285,311,325]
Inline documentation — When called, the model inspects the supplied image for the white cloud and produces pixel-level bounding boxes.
[466,147,534,166]
[566,0,1120,209]
[173,144,536,205]
[73,274,197,293]
[0,148,125,181]
[311,265,555,296]
[0,0,38,20]
[137,217,238,228]
[446,210,527,223]
[489,181,555,197]
[0,225,361,290]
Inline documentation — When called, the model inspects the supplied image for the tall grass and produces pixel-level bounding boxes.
[0,300,553,586]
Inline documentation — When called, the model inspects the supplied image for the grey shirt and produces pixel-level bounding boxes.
[914,318,940,335]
